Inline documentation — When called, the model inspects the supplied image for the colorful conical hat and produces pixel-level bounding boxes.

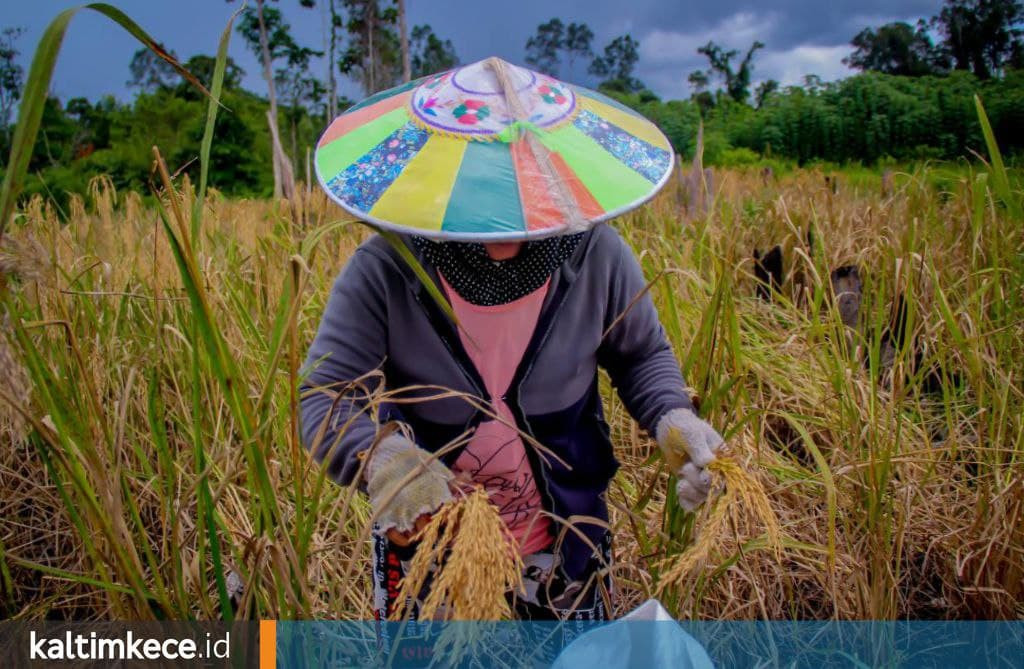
[314,57,674,241]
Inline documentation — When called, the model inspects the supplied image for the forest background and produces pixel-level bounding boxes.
[0,0,1022,209]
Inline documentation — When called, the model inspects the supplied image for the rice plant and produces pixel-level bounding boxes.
[0,7,1021,623]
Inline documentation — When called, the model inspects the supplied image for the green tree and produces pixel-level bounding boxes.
[175,54,246,97]
[697,40,764,104]
[563,22,594,75]
[688,70,710,94]
[589,35,644,92]
[127,44,180,92]
[323,0,343,119]
[844,21,948,76]
[409,24,458,78]
[340,0,402,94]
[0,27,24,154]
[525,18,564,76]
[232,0,316,196]
[754,79,779,109]
[932,0,1024,79]
[524,19,594,78]
[65,96,116,160]
[275,42,325,161]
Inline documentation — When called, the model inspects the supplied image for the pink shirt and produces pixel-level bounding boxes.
[440,275,553,556]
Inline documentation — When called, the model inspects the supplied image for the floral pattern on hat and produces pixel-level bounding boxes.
[453,99,491,125]
[408,61,576,138]
[573,110,671,184]
[537,84,568,105]
[327,123,429,212]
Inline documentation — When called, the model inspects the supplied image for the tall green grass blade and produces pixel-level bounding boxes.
[153,197,241,619]
[5,555,141,598]
[191,7,239,241]
[120,475,172,617]
[156,208,280,531]
[184,16,239,616]
[780,412,836,572]
[974,94,1021,220]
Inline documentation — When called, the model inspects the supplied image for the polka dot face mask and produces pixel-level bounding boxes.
[412,233,584,306]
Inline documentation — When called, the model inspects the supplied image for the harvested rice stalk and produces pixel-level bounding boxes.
[393,487,524,621]
[657,434,783,592]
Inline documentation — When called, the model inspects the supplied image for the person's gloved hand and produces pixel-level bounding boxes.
[655,408,724,512]
[365,432,453,545]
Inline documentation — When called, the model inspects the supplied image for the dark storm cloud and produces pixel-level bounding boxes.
[431,0,946,97]
[10,1,946,103]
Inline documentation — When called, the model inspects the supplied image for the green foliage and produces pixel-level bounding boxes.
[595,69,1024,168]
[409,24,458,78]
[524,18,564,76]
[7,4,1024,212]
[844,21,948,76]
[236,3,301,63]
[723,70,1024,164]
[127,44,180,91]
[17,85,279,211]
[177,54,246,95]
[0,2,210,237]
[340,0,402,94]
[754,79,779,109]
[696,40,765,104]
[716,146,761,167]
[933,0,1024,79]
[590,35,644,93]
[0,27,26,143]
[524,18,593,78]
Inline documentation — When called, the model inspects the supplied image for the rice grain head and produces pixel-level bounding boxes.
[657,449,783,592]
[393,488,524,622]
[0,234,48,285]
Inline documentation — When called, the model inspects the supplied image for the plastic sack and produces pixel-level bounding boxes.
[551,599,714,669]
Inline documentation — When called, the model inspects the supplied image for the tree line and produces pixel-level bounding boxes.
[0,0,1021,210]
[0,0,458,207]
[519,0,1023,165]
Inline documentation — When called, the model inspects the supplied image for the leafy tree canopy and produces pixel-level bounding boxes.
[0,26,25,147]
[932,0,1024,79]
[844,21,949,76]
[590,34,644,93]
[696,40,764,103]
[410,24,458,78]
[525,18,594,77]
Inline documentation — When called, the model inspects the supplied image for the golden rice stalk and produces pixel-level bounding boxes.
[0,233,48,284]
[393,488,524,622]
[657,455,783,592]
[0,319,30,443]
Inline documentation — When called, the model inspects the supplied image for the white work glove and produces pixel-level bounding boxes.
[655,408,724,512]
[365,432,453,535]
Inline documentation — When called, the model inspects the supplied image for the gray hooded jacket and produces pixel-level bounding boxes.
[300,222,693,579]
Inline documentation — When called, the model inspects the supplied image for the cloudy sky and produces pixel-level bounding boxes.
[7,1,945,103]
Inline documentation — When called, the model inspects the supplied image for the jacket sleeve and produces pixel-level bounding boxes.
[300,248,388,487]
[596,230,694,434]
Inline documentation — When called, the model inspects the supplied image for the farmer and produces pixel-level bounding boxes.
[301,57,723,621]
[300,229,722,620]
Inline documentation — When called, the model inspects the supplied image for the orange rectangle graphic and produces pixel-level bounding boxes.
[259,620,276,669]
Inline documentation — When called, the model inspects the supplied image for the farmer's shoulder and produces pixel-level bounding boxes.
[342,234,411,278]
[323,234,413,300]
[582,223,633,267]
